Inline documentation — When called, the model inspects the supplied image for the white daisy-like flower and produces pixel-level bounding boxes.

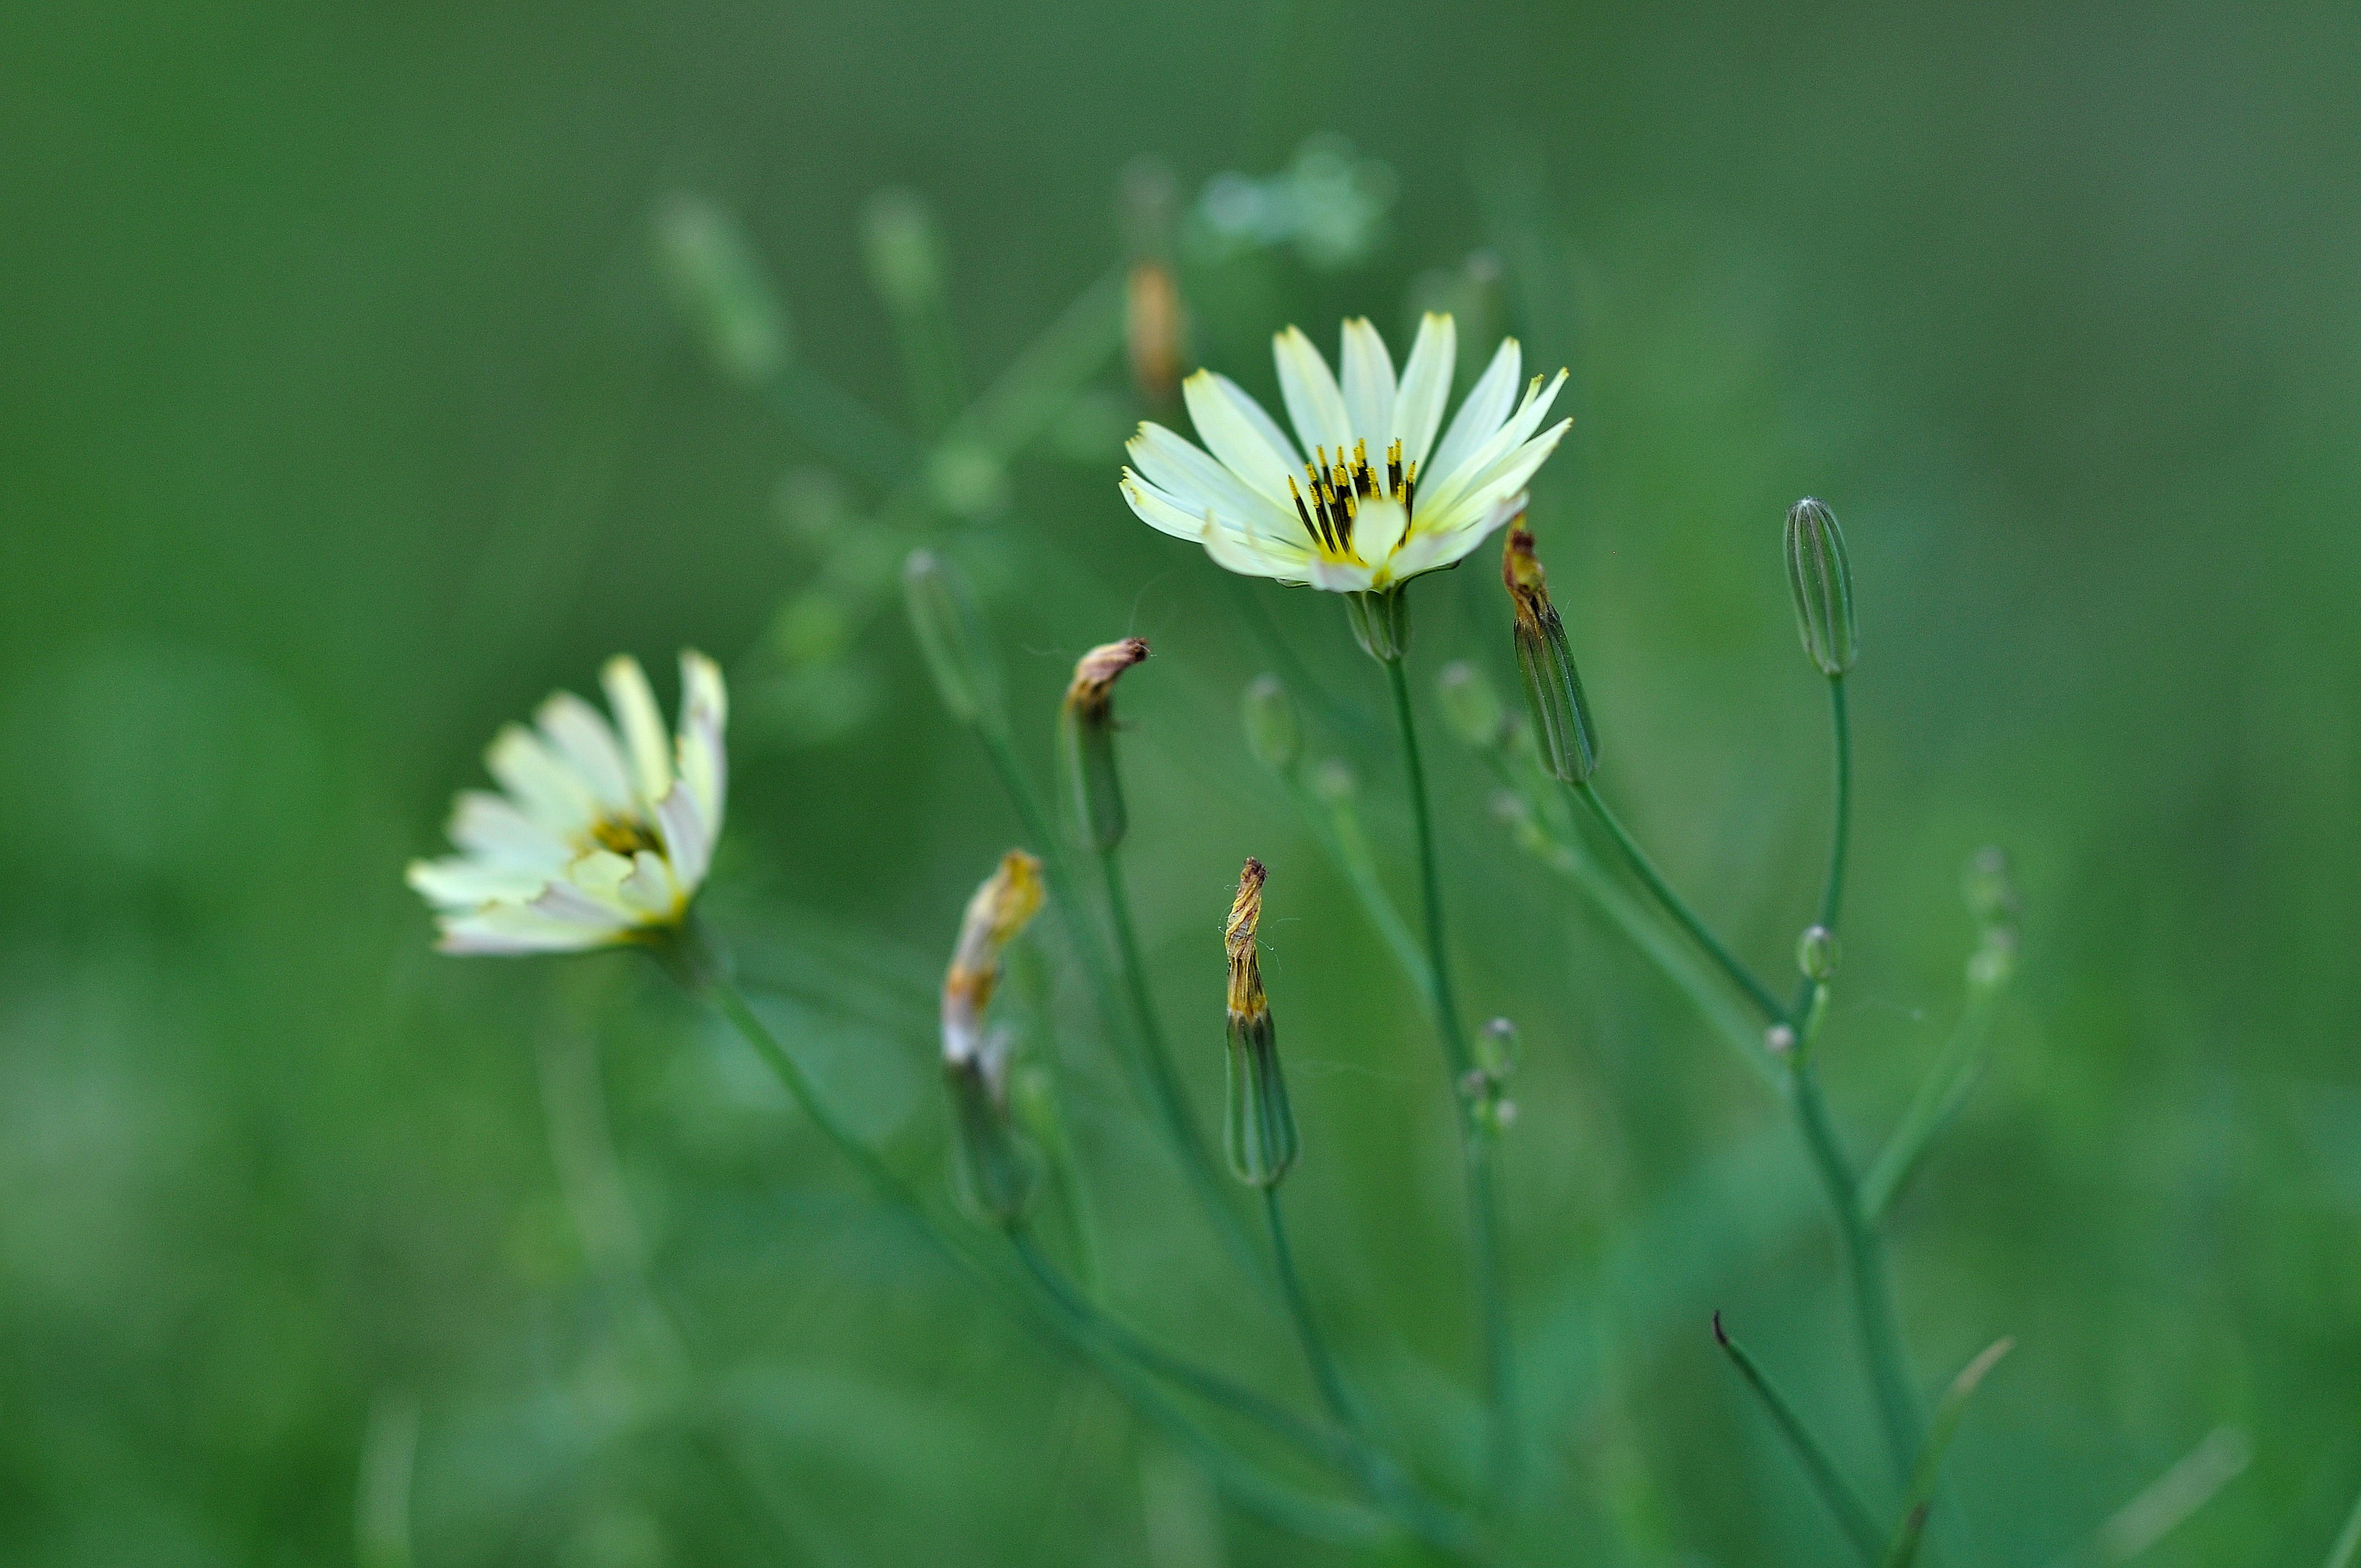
[1119,314,1570,593]
[407,652,727,955]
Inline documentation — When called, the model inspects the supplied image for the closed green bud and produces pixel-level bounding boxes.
[1309,757,1357,805]
[1241,674,1302,774]
[1436,660,1509,750]
[1966,929,2016,993]
[901,549,1004,729]
[1502,520,1600,783]
[1060,638,1149,853]
[859,188,947,315]
[1784,498,1859,676]
[1797,924,1842,983]
[653,193,792,387]
[1476,1016,1521,1080]
[1222,860,1298,1187]
[1343,586,1411,663]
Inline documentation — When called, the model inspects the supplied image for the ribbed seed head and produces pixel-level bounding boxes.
[1240,674,1302,774]
[1222,858,1298,1187]
[1343,586,1411,663]
[902,549,1004,728]
[1436,660,1509,751]
[1059,638,1149,852]
[1784,498,1859,676]
[1502,522,1600,783]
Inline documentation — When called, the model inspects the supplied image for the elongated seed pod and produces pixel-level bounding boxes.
[1222,859,1298,1187]
[1502,520,1600,783]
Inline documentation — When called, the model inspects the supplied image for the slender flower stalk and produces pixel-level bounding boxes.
[1383,649,1520,1507]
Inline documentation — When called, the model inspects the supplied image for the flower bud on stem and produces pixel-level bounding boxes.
[1503,520,1600,783]
[1343,586,1411,663]
[902,549,1006,733]
[1785,498,1859,677]
[942,851,1046,1227]
[1222,859,1298,1188]
[1059,638,1150,853]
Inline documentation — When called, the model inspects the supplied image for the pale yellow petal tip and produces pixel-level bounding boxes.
[1422,310,1454,327]
[601,652,648,685]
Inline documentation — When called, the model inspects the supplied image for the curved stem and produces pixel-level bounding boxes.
[1791,1064,1921,1483]
[976,726,1267,1284]
[1791,674,1852,1020]
[1383,655,1518,1508]
[1571,778,1790,1027]
[1100,846,1248,1250]
[1264,1187,1357,1431]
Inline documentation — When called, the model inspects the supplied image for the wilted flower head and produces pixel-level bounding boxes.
[1120,314,1569,594]
[408,652,726,954]
[940,850,1046,1081]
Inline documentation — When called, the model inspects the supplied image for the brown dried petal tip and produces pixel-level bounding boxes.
[1064,637,1150,722]
[1224,857,1267,1021]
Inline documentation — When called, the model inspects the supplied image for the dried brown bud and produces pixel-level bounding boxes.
[1220,857,1295,1187]
[1125,262,1185,408]
[1063,637,1150,724]
[1502,522,1600,783]
[1224,857,1268,1023]
[942,850,1046,1073]
[1062,638,1149,852]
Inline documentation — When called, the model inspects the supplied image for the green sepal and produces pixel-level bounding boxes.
[1224,1013,1299,1188]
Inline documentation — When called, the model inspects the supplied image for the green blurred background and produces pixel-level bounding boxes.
[5,1,2359,1563]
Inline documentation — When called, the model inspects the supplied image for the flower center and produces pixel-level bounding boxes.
[1285,438,1417,563]
[588,814,663,857]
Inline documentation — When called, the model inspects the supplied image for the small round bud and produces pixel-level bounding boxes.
[902,549,1004,729]
[1967,927,2017,993]
[1797,925,1842,983]
[1962,845,2018,928]
[653,193,792,388]
[1492,1099,1518,1128]
[1785,498,1859,676]
[1309,758,1356,804]
[924,441,1009,520]
[1477,1017,1520,1079]
[1765,1023,1797,1058]
[1240,674,1302,774]
[1435,661,1509,750]
[859,188,946,314]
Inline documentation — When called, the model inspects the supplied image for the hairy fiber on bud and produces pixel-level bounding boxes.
[902,549,1004,728]
[1222,859,1298,1187]
[1784,498,1859,676]
[1436,660,1509,750]
[941,851,1047,1226]
[1503,521,1600,782]
[1060,638,1150,852]
[1241,674,1302,774]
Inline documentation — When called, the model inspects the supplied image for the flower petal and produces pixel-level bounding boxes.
[1393,313,1456,469]
[1352,496,1408,566]
[1182,371,1299,504]
[448,790,569,871]
[486,724,600,838]
[601,656,673,804]
[1128,422,1293,534]
[1198,511,1311,581]
[1272,326,1353,460]
[1437,418,1574,530]
[1338,318,1397,451]
[536,692,633,813]
[406,856,550,908]
[1427,337,1522,489]
[654,781,711,892]
[436,902,618,954]
[1419,371,1569,523]
[1389,490,1527,581]
[676,650,727,831]
[618,850,682,918]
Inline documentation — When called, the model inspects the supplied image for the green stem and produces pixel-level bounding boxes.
[1264,1187,1357,1431]
[1792,674,1852,1019]
[1383,655,1518,1507]
[703,961,1388,1539]
[1790,1063,1922,1483]
[976,726,1267,1284]
[1100,846,1245,1247]
[1283,771,1434,1014]
[2327,1480,2361,1568]
[1712,1312,1884,1564]
[1572,778,1790,1027]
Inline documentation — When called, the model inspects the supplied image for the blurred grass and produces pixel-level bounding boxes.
[5,1,2361,1564]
